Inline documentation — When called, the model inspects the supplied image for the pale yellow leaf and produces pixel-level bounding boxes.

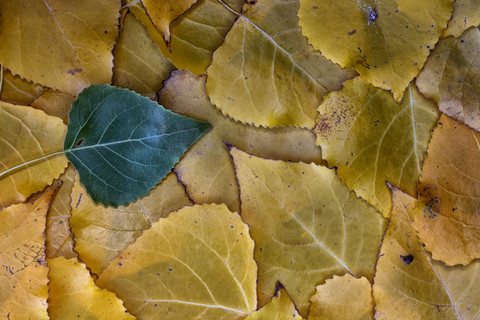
[30,89,75,124]
[443,0,480,38]
[245,287,301,320]
[0,68,48,105]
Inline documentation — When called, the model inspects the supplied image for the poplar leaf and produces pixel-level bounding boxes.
[0,68,48,105]
[245,287,301,320]
[443,0,480,38]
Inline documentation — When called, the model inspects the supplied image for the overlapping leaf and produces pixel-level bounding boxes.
[244,287,301,320]
[443,0,480,37]
[30,90,75,124]
[0,68,47,105]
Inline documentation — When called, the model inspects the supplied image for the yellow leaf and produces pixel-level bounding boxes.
[46,164,77,259]
[142,0,198,44]
[373,188,480,319]
[412,114,480,266]
[316,77,439,216]
[207,0,355,128]
[70,171,192,275]
[0,102,68,208]
[112,14,175,100]
[0,187,57,320]
[298,0,453,100]
[245,287,302,320]
[48,257,135,320]
[230,147,386,316]
[309,274,373,320]
[417,27,480,131]
[159,70,324,211]
[0,68,48,105]
[30,89,75,124]
[443,0,480,38]
[97,204,257,319]
[0,0,121,95]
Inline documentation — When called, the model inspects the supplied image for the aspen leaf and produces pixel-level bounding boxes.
[373,188,480,319]
[298,0,453,100]
[97,204,257,319]
[230,147,386,316]
[30,89,75,124]
[245,286,301,320]
[159,70,324,212]
[417,27,480,131]
[48,257,135,320]
[0,101,68,208]
[0,68,47,105]
[207,0,355,128]
[70,172,191,275]
[316,77,439,216]
[0,0,121,95]
[0,187,57,320]
[443,0,480,38]
[412,114,480,266]
[309,274,373,320]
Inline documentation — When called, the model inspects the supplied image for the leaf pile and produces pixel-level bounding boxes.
[0,0,479,319]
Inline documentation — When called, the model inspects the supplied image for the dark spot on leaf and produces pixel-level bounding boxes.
[118,262,123,266]
[75,138,84,147]
[367,8,377,24]
[400,254,414,265]
[67,68,83,75]
[168,268,173,271]
[313,6,318,9]
[348,29,357,35]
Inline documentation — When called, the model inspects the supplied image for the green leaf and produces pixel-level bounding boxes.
[64,85,211,207]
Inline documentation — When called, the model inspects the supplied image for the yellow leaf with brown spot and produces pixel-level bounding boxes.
[316,77,439,216]
[97,204,257,319]
[298,0,453,100]
[0,0,120,95]
[0,187,57,320]
[412,114,480,266]
[443,0,480,38]
[245,287,301,320]
[30,89,75,124]
[309,274,373,320]
[0,102,68,208]
[207,0,355,128]
[159,70,324,212]
[48,257,135,320]
[417,27,480,131]
[373,188,480,319]
[112,14,175,100]
[231,147,386,316]
[0,68,48,105]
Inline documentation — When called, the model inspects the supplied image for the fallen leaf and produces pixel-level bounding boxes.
[47,257,135,320]
[112,14,175,100]
[0,0,121,95]
[309,274,373,320]
[70,171,191,275]
[97,204,257,319]
[0,187,57,320]
[230,147,386,316]
[0,101,68,208]
[245,286,301,320]
[443,0,480,38]
[0,68,48,105]
[207,0,355,128]
[412,114,480,265]
[373,188,480,319]
[298,0,453,100]
[316,77,439,216]
[158,70,324,212]
[30,89,75,124]
[417,27,480,131]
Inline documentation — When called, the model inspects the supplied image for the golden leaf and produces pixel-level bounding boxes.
[207,0,355,128]
[0,68,48,105]
[159,70,324,211]
[0,187,57,319]
[309,274,373,320]
[47,257,135,320]
[412,114,480,265]
[316,77,439,216]
[0,102,68,208]
[298,0,453,100]
[245,286,301,320]
[30,89,75,124]
[230,147,386,316]
[0,0,121,95]
[97,204,257,319]
[70,172,192,275]
[443,0,480,38]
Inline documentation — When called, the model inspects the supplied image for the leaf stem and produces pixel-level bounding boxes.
[0,150,66,179]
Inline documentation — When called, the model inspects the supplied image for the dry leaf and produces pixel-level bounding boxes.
[245,286,302,320]
[97,204,257,319]
[443,0,480,38]
[231,147,386,316]
[30,89,75,124]
[0,68,48,105]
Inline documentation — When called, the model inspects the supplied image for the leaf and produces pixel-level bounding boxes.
[308,274,373,320]
[0,187,57,320]
[230,147,386,316]
[411,114,480,266]
[30,89,75,124]
[206,0,355,128]
[97,204,257,319]
[443,0,480,38]
[70,171,192,275]
[0,68,48,105]
[158,70,324,212]
[64,84,211,207]
[47,257,135,320]
[373,188,480,319]
[245,286,302,320]
[0,0,121,95]
[316,77,439,216]
[298,0,453,100]
[0,101,68,208]
[112,14,175,100]
[417,27,480,131]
